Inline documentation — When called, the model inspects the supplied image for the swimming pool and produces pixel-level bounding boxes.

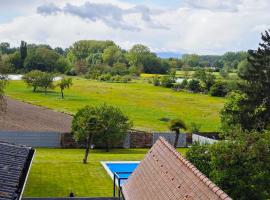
[101,161,140,186]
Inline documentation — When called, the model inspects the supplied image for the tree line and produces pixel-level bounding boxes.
[0,40,248,78]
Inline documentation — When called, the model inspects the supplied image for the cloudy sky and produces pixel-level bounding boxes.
[0,0,269,54]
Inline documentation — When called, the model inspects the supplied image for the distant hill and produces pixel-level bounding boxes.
[156,52,182,59]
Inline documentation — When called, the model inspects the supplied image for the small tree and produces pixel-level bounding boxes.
[58,77,72,99]
[38,72,54,94]
[22,70,43,92]
[72,106,102,164]
[169,118,187,148]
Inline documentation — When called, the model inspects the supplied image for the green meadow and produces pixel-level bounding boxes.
[6,78,225,131]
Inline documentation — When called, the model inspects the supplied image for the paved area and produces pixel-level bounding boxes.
[0,97,72,132]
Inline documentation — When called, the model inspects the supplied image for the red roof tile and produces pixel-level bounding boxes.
[122,137,232,200]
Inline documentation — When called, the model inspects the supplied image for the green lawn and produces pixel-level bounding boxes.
[6,78,225,131]
[24,148,188,197]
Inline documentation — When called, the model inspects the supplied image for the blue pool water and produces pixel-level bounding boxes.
[104,162,139,185]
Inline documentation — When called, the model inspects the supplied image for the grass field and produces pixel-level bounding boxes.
[6,78,225,131]
[24,148,188,197]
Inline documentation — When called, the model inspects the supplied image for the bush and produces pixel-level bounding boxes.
[186,142,211,176]
[98,73,111,82]
[152,76,160,86]
[180,79,188,89]
[121,75,132,83]
[160,75,174,88]
[209,81,228,97]
[187,79,201,92]
[186,131,270,200]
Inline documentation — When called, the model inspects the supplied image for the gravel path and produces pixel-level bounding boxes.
[0,97,72,132]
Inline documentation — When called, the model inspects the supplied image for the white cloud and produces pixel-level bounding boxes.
[0,0,269,54]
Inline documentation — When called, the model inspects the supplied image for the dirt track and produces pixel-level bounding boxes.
[0,97,72,132]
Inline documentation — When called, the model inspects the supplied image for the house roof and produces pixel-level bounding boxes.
[0,97,72,133]
[0,141,34,200]
[122,137,232,200]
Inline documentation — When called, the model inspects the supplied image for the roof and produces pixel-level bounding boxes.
[122,137,232,200]
[0,97,72,132]
[0,141,35,200]
[22,198,117,200]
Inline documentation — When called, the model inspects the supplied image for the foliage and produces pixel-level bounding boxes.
[186,142,211,176]
[22,70,54,93]
[160,75,174,88]
[209,81,228,97]
[169,118,187,148]
[93,104,132,151]
[0,42,16,54]
[72,106,102,163]
[102,45,124,66]
[221,30,270,132]
[187,79,201,92]
[58,77,73,99]
[152,76,160,86]
[24,47,61,72]
[72,104,132,163]
[20,41,27,60]
[69,40,115,60]
[193,68,216,92]
[187,131,270,200]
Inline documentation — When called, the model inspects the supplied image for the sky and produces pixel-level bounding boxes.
[0,0,269,55]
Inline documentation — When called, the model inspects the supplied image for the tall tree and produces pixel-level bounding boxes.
[221,30,270,132]
[20,41,27,60]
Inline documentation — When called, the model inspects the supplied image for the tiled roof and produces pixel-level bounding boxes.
[22,198,117,200]
[122,137,232,200]
[0,141,34,200]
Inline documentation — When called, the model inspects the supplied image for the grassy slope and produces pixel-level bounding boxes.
[6,78,224,131]
[24,148,188,197]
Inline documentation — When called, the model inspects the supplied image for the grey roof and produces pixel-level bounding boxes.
[0,141,34,200]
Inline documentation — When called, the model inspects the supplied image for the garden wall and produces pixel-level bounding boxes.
[0,131,61,147]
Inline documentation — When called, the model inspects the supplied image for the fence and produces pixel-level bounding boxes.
[122,131,186,148]
[192,133,218,144]
[0,131,61,147]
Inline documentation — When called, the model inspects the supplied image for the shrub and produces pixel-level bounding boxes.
[98,73,111,82]
[180,79,188,89]
[160,75,174,88]
[209,81,228,97]
[187,79,201,92]
[152,76,160,86]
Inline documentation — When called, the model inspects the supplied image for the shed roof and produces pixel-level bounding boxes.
[122,137,232,200]
[0,141,34,200]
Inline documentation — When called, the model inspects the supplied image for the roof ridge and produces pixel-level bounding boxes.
[158,137,232,200]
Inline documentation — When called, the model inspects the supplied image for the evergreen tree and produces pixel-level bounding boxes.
[20,41,27,60]
[221,30,270,132]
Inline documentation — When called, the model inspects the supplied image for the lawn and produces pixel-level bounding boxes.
[24,148,188,197]
[6,78,225,131]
